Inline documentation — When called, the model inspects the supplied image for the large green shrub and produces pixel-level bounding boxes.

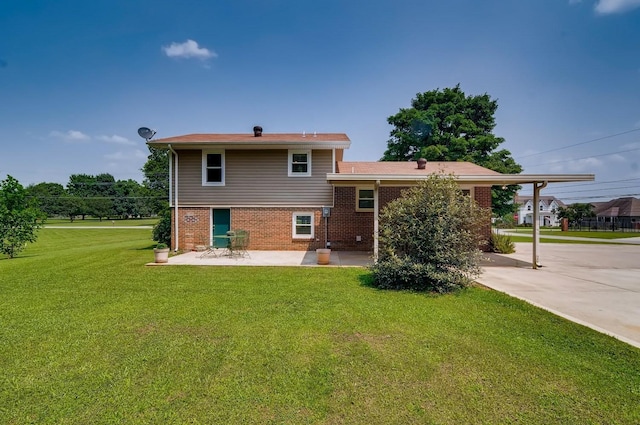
[152,207,171,246]
[370,175,490,293]
[0,175,45,258]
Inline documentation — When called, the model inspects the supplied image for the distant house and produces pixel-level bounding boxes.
[591,197,640,230]
[515,195,565,226]
[147,127,594,260]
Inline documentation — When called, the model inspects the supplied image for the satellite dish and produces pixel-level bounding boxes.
[137,127,156,141]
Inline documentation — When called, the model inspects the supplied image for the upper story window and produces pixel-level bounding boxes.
[527,204,532,211]
[356,186,374,211]
[202,150,225,186]
[288,150,311,177]
[539,203,544,211]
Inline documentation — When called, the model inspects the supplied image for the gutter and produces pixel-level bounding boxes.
[168,144,179,252]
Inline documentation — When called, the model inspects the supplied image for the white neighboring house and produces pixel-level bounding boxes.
[515,195,565,226]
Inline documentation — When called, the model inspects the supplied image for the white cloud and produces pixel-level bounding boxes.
[97,134,136,146]
[104,149,147,161]
[162,39,217,60]
[622,141,640,149]
[133,149,147,160]
[608,154,627,162]
[49,130,90,143]
[595,0,640,14]
[549,157,603,173]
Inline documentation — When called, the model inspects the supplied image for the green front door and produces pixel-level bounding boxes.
[212,209,231,248]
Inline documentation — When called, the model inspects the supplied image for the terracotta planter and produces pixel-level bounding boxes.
[154,248,170,263]
[316,248,331,265]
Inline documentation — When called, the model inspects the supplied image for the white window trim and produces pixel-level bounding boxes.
[202,150,225,186]
[356,186,374,212]
[288,150,312,177]
[292,212,314,239]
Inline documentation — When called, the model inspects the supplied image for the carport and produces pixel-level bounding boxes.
[327,172,594,268]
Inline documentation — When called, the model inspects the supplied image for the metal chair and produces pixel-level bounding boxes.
[231,229,250,258]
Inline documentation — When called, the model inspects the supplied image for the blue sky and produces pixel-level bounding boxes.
[1,0,639,202]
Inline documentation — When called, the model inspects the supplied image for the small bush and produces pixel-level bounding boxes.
[493,214,516,229]
[490,231,515,253]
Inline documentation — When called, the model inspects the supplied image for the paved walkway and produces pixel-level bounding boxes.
[152,249,373,267]
[477,243,640,349]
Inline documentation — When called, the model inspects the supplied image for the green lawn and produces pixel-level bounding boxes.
[1,229,639,424]
[510,228,640,239]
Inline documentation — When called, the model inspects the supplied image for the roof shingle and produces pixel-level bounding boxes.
[337,161,501,176]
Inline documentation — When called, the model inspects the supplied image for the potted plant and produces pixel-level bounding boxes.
[154,243,170,263]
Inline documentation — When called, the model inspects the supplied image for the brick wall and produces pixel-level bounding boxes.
[330,185,493,252]
[170,208,210,252]
[329,186,409,251]
[474,186,493,251]
[171,207,325,251]
[232,207,325,250]
[170,185,493,252]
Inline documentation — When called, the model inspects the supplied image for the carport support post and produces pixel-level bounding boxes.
[373,180,380,262]
[532,181,548,269]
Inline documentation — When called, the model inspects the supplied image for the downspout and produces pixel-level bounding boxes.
[373,179,380,262]
[168,144,179,252]
[532,181,548,269]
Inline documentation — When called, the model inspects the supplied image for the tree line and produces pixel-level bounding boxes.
[27,147,169,221]
[26,174,156,221]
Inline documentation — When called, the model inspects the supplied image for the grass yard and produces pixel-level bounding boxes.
[1,229,639,424]
[44,217,157,227]
[510,228,640,239]
[508,236,619,244]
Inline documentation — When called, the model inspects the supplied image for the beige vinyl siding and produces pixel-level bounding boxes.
[176,149,334,206]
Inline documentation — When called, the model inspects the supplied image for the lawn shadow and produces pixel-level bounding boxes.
[136,244,158,251]
[358,268,474,298]
[0,252,42,261]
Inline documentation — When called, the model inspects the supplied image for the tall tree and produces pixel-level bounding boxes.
[113,179,144,218]
[90,173,116,220]
[556,203,595,226]
[142,146,169,215]
[382,85,522,216]
[26,182,66,217]
[0,175,44,258]
[66,174,95,219]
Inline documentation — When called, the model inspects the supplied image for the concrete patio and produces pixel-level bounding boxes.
[150,249,373,267]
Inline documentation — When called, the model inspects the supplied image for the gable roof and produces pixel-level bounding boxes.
[148,133,351,150]
[515,195,566,208]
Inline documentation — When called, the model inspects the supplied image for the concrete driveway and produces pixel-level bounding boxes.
[477,243,640,349]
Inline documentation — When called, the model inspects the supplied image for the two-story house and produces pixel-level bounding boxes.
[147,127,595,261]
[515,195,565,227]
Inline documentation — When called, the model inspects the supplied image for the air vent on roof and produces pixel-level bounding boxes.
[417,158,427,170]
[253,126,263,137]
